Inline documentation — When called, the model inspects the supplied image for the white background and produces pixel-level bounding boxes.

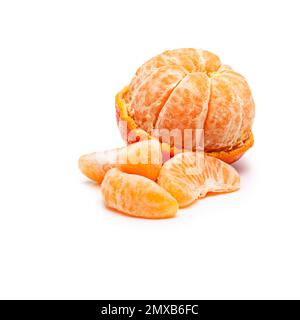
[0,0,299,299]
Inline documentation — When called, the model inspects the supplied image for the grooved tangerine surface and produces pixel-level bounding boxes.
[155,72,211,149]
[125,48,255,152]
[130,65,187,132]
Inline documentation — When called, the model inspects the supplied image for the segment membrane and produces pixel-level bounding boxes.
[155,72,211,150]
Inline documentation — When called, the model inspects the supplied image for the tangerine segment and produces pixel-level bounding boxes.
[130,65,187,133]
[155,72,211,150]
[218,69,255,142]
[101,168,178,219]
[157,152,240,207]
[204,72,243,151]
[197,49,222,73]
[204,70,255,152]
[79,139,162,184]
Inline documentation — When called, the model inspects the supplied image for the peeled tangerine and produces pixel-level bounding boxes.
[116,48,255,164]
[158,152,240,208]
[78,139,162,183]
[101,168,178,219]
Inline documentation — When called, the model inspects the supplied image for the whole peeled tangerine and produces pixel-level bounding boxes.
[116,48,255,163]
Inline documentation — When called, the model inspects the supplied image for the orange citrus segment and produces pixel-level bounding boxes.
[204,72,243,151]
[79,150,114,184]
[154,72,211,150]
[130,65,187,133]
[157,152,240,207]
[204,71,255,151]
[101,168,178,219]
[79,139,162,183]
[217,69,255,142]
[197,49,221,73]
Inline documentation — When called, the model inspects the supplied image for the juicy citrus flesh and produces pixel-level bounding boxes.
[101,168,178,219]
[157,152,240,208]
[79,139,162,183]
[80,49,251,218]
[118,48,255,158]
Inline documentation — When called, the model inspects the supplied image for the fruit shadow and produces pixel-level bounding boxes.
[101,204,177,220]
[231,157,252,176]
[178,188,241,212]
[81,180,100,189]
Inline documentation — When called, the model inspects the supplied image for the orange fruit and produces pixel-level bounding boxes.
[79,139,162,183]
[157,152,240,207]
[101,168,178,219]
[115,48,255,164]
